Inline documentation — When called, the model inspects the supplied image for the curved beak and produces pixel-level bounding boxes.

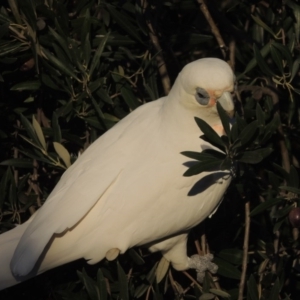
[217,91,235,118]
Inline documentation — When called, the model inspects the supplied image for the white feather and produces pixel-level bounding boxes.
[0,58,235,289]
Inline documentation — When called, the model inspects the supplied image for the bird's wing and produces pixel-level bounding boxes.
[11,100,163,276]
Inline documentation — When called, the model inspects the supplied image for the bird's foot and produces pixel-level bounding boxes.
[188,254,218,282]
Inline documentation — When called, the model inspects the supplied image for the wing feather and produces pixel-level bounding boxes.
[11,100,163,276]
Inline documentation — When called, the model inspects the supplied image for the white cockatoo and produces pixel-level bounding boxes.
[0,58,235,290]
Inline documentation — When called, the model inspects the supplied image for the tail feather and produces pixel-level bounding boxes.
[0,221,31,290]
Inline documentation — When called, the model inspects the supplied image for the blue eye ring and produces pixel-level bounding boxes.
[195,87,210,105]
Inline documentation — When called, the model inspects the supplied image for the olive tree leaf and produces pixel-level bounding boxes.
[195,117,226,152]
[53,142,71,168]
[32,115,46,151]
[156,256,170,283]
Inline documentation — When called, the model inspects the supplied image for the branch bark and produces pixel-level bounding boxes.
[238,201,250,300]
[197,0,227,59]
[141,0,171,95]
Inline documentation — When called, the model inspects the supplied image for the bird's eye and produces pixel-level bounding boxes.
[195,88,209,105]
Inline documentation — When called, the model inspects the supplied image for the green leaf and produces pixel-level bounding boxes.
[41,47,81,82]
[214,257,241,280]
[279,186,300,195]
[77,269,101,300]
[89,32,110,77]
[272,42,293,72]
[96,269,108,300]
[0,168,11,207]
[269,278,280,299]
[250,198,283,217]
[251,14,276,37]
[216,102,230,137]
[96,88,114,105]
[134,263,157,298]
[32,115,46,151]
[156,257,170,283]
[128,248,145,265]
[288,166,299,188]
[238,120,259,146]
[291,57,300,82]
[209,288,231,298]
[195,117,226,152]
[243,43,271,75]
[53,142,71,168]
[270,45,283,74]
[48,26,71,60]
[91,96,105,119]
[106,4,144,44]
[10,80,41,91]
[0,158,32,168]
[237,148,273,164]
[253,43,275,77]
[120,85,141,110]
[20,114,42,149]
[52,113,61,143]
[117,261,129,300]
[218,249,243,265]
[247,275,259,300]
[8,0,22,24]
[199,293,215,300]
[256,103,265,126]
[183,160,223,176]
[181,151,226,162]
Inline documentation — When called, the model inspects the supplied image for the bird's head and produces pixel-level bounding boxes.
[167,58,235,134]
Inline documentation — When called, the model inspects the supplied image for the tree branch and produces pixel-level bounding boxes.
[238,201,250,300]
[197,0,227,59]
[141,0,171,95]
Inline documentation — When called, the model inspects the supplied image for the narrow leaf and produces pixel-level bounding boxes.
[250,198,283,217]
[52,112,61,143]
[89,32,110,77]
[77,269,101,300]
[209,288,231,298]
[10,81,41,91]
[181,151,226,161]
[251,15,276,37]
[20,114,41,148]
[216,102,230,137]
[106,4,144,44]
[183,160,223,177]
[96,269,108,300]
[195,117,226,152]
[237,148,273,164]
[41,47,81,82]
[53,142,71,168]
[238,120,259,146]
[243,43,270,75]
[117,261,129,300]
[156,257,170,283]
[253,43,275,77]
[247,275,259,300]
[279,186,300,194]
[120,85,141,110]
[0,158,32,168]
[32,115,46,151]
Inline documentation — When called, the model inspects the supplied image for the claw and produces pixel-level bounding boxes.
[188,254,218,282]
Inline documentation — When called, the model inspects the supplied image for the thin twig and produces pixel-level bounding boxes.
[197,0,227,59]
[141,0,171,95]
[272,230,280,273]
[229,39,236,71]
[238,201,250,300]
[182,271,203,291]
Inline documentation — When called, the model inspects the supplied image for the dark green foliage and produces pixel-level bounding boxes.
[2,0,300,299]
